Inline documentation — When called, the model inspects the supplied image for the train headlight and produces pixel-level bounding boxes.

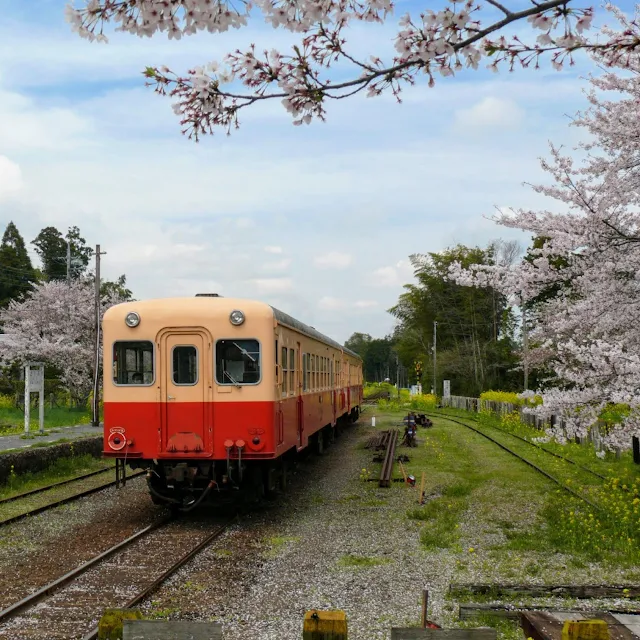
[125,312,140,328]
[229,310,245,326]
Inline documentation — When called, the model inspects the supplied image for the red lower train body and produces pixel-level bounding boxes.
[104,387,362,508]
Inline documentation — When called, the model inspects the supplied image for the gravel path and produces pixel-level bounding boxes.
[137,419,453,639]
[136,413,640,640]
[2,411,639,640]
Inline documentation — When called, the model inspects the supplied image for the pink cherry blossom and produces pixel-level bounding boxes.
[0,280,126,403]
[449,48,640,450]
[63,0,640,139]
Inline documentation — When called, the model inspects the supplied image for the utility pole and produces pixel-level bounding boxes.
[92,244,106,427]
[396,352,400,398]
[523,306,529,391]
[433,321,438,396]
[66,240,71,285]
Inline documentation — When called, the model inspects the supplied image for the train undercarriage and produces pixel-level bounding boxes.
[122,409,360,511]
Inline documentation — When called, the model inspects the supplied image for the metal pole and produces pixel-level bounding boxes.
[396,353,400,399]
[66,240,71,285]
[92,244,105,427]
[24,365,30,434]
[433,321,437,397]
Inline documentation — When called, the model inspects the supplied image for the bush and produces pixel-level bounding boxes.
[480,390,542,407]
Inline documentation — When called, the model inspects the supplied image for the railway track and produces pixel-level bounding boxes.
[0,467,114,506]
[424,412,603,511]
[0,514,234,640]
[428,410,611,482]
[0,470,146,528]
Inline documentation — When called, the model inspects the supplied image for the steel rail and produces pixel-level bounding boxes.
[426,413,602,511]
[0,470,146,528]
[379,429,398,487]
[0,516,172,625]
[80,518,236,640]
[0,466,114,506]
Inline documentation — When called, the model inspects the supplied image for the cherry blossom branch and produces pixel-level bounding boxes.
[65,0,640,139]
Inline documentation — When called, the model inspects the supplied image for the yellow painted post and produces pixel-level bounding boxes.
[561,619,609,640]
[303,610,348,639]
[98,608,143,640]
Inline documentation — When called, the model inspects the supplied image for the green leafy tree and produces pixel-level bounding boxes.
[100,274,134,301]
[0,222,37,308]
[389,243,520,396]
[32,225,92,281]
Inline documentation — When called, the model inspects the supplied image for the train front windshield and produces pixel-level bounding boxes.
[215,339,261,385]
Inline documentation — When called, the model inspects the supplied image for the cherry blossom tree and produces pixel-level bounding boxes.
[65,0,640,139]
[449,50,640,449]
[0,280,126,405]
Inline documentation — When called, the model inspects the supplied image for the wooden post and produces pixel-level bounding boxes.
[421,590,429,628]
[303,610,347,639]
[633,436,640,464]
[561,619,609,640]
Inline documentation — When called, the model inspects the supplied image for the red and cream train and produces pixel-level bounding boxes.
[102,294,363,508]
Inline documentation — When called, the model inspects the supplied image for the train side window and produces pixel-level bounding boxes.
[311,354,315,391]
[172,346,198,385]
[303,354,307,391]
[282,346,288,395]
[215,339,261,385]
[113,341,154,385]
[330,359,334,387]
[289,349,295,395]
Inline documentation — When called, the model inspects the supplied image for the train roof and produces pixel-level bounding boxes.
[104,297,361,360]
[270,306,361,360]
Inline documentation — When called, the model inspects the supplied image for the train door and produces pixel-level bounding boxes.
[160,331,209,455]
[296,341,303,448]
[331,357,337,426]
[276,336,284,447]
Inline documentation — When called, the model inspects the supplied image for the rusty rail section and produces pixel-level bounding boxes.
[379,429,398,487]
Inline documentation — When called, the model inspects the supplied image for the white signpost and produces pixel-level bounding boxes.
[443,380,451,399]
[24,362,45,434]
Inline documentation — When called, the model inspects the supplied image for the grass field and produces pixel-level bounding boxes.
[359,407,640,638]
[0,407,92,437]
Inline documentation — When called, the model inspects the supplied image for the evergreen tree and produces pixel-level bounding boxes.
[0,221,37,308]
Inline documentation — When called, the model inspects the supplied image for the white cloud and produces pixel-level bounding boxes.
[0,12,599,344]
[453,96,525,132]
[314,251,353,269]
[0,156,23,200]
[372,260,415,287]
[251,278,294,294]
[262,258,292,272]
[318,296,346,310]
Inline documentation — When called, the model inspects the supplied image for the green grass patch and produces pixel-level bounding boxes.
[0,453,111,500]
[0,407,92,437]
[338,554,392,568]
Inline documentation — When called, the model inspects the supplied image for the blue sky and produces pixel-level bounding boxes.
[0,0,632,343]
